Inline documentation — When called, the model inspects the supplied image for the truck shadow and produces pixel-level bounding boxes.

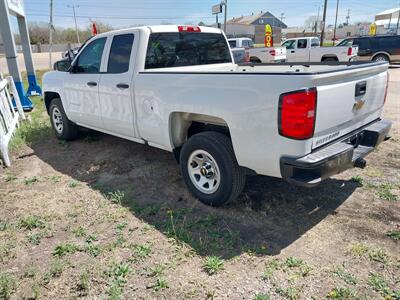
[30,130,361,259]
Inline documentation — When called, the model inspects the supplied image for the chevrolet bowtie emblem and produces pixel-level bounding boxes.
[353,98,366,111]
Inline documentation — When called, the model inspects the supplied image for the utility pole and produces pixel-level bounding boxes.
[223,0,228,33]
[315,6,320,34]
[320,0,328,46]
[345,9,350,26]
[333,0,339,45]
[280,13,285,23]
[49,0,53,70]
[67,4,80,44]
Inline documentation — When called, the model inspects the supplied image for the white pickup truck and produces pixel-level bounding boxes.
[228,37,286,63]
[282,37,358,62]
[43,25,391,206]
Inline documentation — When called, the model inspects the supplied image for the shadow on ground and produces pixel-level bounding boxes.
[29,129,361,259]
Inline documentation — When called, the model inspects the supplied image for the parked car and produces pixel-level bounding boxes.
[337,35,400,63]
[282,37,358,62]
[44,25,391,206]
[228,37,286,63]
[63,47,80,59]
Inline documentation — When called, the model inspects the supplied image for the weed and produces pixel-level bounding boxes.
[19,215,46,230]
[72,226,87,237]
[367,273,392,297]
[152,276,169,291]
[46,175,61,183]
[0,272,16,299]
[0,219,11,231]
[275,286,301,300]
[27,232,46,245]
[24,176,40,185]
[347,243,370,257]
[23,264,38,279]
[326,287,358,299]
[377,183,398,201]
[132,244,152,261]
[203,256,224,275]
[53,243,79,257]
[262,259,281,280]
[4,174,17,182]
[350,176,363,184]
[85,234,98,244]
[67,180,79,188]
[331,267,358,285]
[105,263,131,299]
[115,222,128,232]
[49,259,65,277]
[148,264,165,277]
[254,293,271,300]
[77,270,90,296]
[368,248,389,264]
[85,243,102,258]
[107,190,125,204]
[386,230,400,241]
[284,257,304,268]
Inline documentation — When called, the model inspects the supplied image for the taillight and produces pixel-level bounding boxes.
[347,47,353,56]
[384,72,389,105]
[269,49,276,56]
[178,26,201,32]
[279,88,317,140]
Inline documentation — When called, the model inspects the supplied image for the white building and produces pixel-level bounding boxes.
[375,7,400,30]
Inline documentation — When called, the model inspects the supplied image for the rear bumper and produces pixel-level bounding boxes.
[280,119,392,187]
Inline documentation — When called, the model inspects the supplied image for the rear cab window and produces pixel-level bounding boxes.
[145,32,232,69]
[297,39,308,49]
[229,40,237,48]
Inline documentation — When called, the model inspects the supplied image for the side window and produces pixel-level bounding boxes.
[75,37,106,73]
[107,34,135,73]
[229,40,237,48]
[311,38,320,47]
[248,40,255,48]
[282,40,295,49]
[355,38,371,50]
[338,39,353,47]
[297,39,308,49]
[242,40,249,47]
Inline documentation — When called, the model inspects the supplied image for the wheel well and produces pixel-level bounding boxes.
[321,55,338,61]
[169,112,230,162]
[372,52,390,61]
[250,56,261,63]
[44,92,60,114]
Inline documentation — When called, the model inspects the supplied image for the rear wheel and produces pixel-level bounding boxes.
[322,57,338,62]
[373,54,389,63]
[49,98,78,140]
[180,132,246,206]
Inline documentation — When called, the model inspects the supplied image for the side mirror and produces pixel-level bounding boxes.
[53,60,72,72]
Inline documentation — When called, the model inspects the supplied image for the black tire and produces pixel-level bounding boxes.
[322,57,338,62]
[373,54,389,63]
[180,131,246,206]
[250,58,262,63]
[49,98,78,140]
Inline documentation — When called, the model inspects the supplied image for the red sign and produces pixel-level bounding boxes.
[92,23,98,36]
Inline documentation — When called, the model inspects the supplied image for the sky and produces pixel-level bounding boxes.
[20,0,400,30]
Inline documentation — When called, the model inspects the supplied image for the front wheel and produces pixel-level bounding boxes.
[180,132,246,206]
[49,98,78,140]
[373,54,389,63]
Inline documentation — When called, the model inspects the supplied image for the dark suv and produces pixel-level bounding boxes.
[337,35,400,63]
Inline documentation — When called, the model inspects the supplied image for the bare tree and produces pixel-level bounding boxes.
[304,16,318,31]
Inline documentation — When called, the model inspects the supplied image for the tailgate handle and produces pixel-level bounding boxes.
[355,81,367,97]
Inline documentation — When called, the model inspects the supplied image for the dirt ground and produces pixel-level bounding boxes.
[0,69,399,300]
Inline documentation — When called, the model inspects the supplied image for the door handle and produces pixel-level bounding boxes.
[291,50,295,53]
[87,81,97,87]
[116,83,130,89]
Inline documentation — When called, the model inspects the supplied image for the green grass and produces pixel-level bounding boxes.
[49,259,65,277]
[386,230,400,241]
[377,183,398,201]
[4,174,17,182]
[262,258,281,281]
[275,286,302,300]
[72,226,87,237]
[67,180,79,188]
[105,263,131,299]
[203,256,224,275]
[77,270,90,296]
[132,244,152,261]
[367,272,397,298]
[107,190,126,205]
[368,248,389,264]
[0,272,16,299]
[152,276,169,291]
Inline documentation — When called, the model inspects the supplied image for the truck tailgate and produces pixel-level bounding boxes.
[312,63,388,149]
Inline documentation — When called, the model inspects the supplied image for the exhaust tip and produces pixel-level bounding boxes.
[354,158,367,169]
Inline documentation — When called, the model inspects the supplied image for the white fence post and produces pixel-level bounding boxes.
[0,74,25,167]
